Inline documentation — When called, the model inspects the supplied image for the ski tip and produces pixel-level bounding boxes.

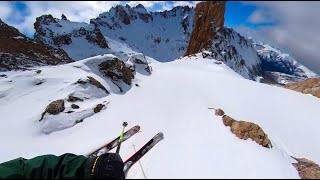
[133,125,141,132]
[156,132,164,139]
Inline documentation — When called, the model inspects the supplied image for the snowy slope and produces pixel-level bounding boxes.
[33,4,194,62]
[1,53,320,178]
[34,15,109,61]
[206,27,262,80]
[91,4,194,62]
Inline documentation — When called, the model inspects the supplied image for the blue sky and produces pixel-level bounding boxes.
[226,1,262,29]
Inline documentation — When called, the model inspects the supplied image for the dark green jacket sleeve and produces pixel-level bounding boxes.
[0,153,94,179]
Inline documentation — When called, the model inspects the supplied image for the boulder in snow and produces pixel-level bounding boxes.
[93,104,105,113]
[99,58,134,86]
[40,99,65,121]
[67,94,83,102]
[292,156,320,179]
[87,76,109,94]
[215,108,225,116]
[76,76,109,94]
[71,104,80,109]
[222,115,272,148]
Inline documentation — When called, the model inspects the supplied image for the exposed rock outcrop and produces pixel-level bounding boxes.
[215,108,225,116]
[67,94,83,102]
[76,76,109,94]
[99,58,134,86]
[221,115,272,148]
[185,1,225,56]
[90,4,194,62]
[71,104,80,109]
[93,104,105,113]
[40,99,65,121]
[292,157,320,179]
[0,18,72,71]
[87,76,109,94]
[34,14,109,60]
[284,78,320,98]
[183,1,261,80]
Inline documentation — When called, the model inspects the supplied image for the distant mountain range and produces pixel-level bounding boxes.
[0,1,317,84]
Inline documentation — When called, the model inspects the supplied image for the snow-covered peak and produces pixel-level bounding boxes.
[0,17,72,71]
[34,14,110,61]
[90,4,195,62]
[132,4,149,14]
[253,42,318,81]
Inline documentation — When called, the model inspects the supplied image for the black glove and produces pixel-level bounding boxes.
[92,153,125,179]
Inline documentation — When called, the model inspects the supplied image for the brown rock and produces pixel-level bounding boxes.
[230,121,271,148]
[53,34,72,46]
[71,104,80,109]
[67,95,83,102]
[284,78,320,98]
[93,104,105,113]
[222,115,235,126]
[94,27,109,48]
[87,76,109,94]
[215,108,225,116]
[292,157,320,179]
[99,58,134,86]
[45,99,65,115]
[222,115,272,148]
[184,1,226,56]
[40,99,65,121]
[0,18,72,71]
[34,14,108,57]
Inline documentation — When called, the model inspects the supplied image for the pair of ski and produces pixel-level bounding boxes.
[86,125,164,174]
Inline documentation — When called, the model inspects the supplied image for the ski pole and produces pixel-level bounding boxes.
[116,122,128,154]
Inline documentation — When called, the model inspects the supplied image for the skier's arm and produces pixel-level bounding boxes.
[0,153,93,179]
[0,152,125,179]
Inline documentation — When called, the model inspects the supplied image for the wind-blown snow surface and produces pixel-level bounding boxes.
[1,53,320,178]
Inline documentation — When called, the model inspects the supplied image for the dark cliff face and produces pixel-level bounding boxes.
[183,1,262,80]
[184,1,226,56]
[0,18,72,71]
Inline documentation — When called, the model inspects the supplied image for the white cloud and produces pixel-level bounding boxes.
[127,1,163,8]
[127,1,201,12]
[247,10,271,24]
[241,1,320,74]
[1,1,122,35]
[172,1,200,8]
[0,2,13,20]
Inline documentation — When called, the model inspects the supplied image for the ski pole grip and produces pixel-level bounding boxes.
[123,122,128,127]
